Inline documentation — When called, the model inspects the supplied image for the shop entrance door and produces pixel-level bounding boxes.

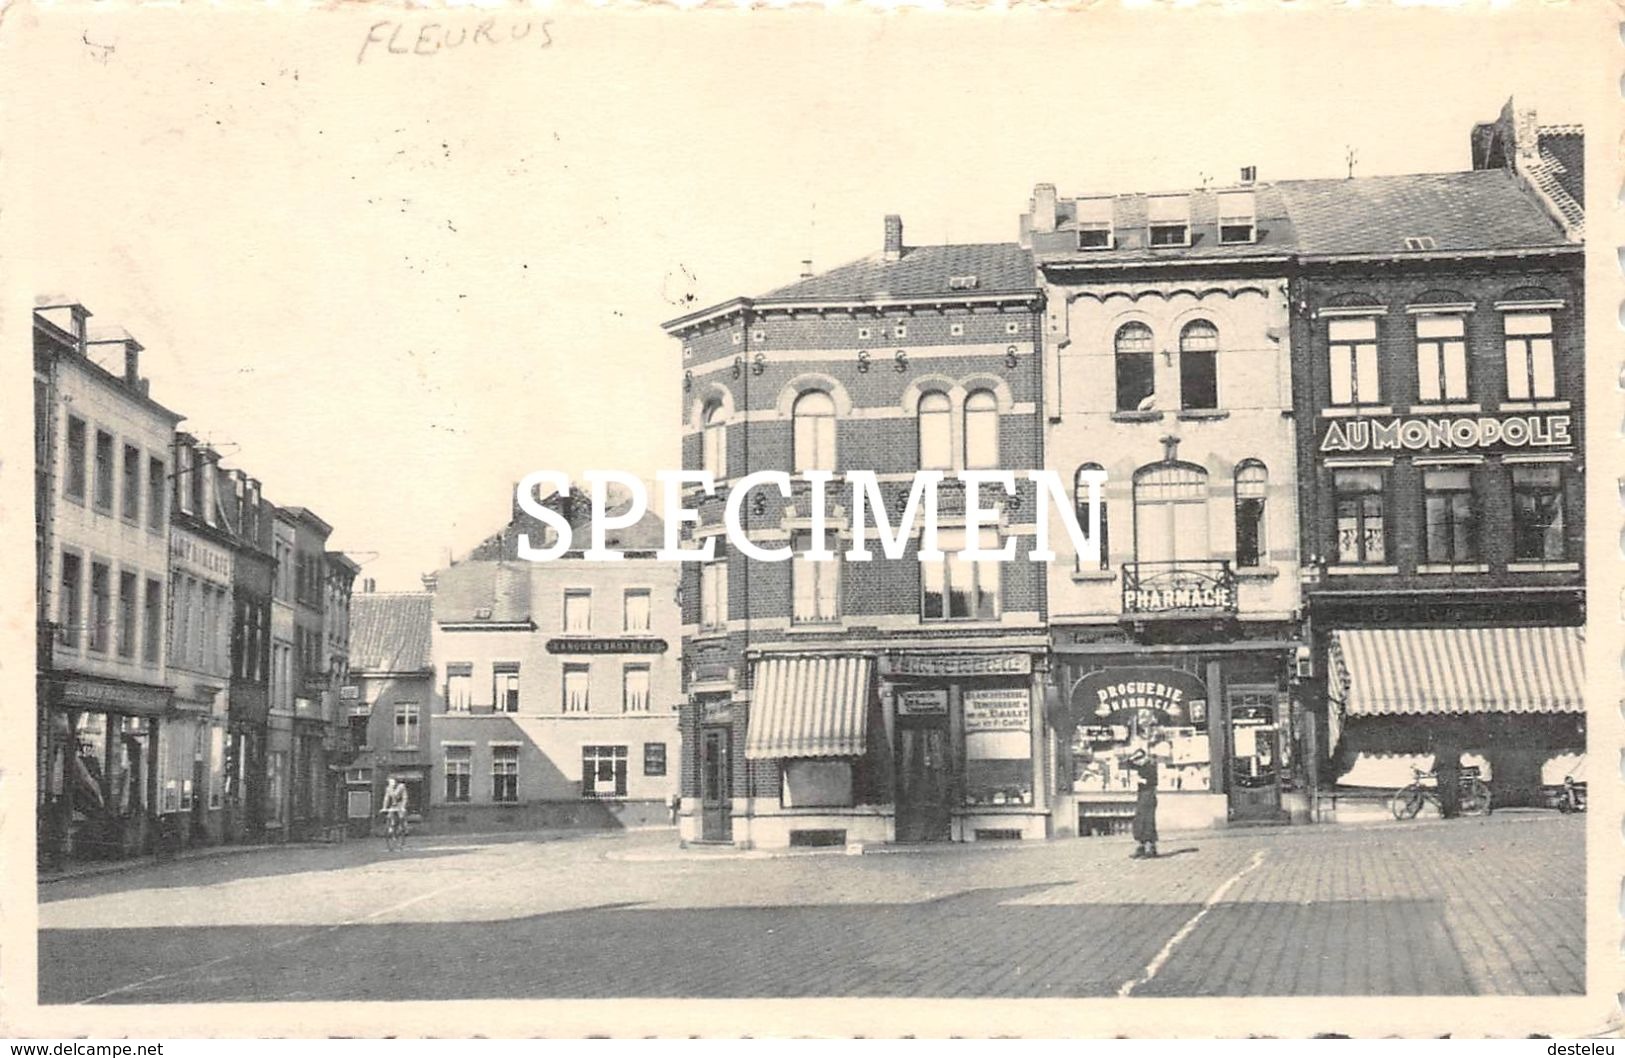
[700,726,733,842]
[895,722,952,843]
[1227,689,1285,823]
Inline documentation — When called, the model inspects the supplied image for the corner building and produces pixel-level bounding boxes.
[664,216,1052,848]
[1022,178,1306,833]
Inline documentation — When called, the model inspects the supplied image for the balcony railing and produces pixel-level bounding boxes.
[1121,560,1238,617]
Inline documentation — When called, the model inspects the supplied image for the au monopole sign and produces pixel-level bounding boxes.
[1320,413,1571,455]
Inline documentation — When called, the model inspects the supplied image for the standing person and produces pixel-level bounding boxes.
[1128,741,1159,859]
[1433,734,1462,819]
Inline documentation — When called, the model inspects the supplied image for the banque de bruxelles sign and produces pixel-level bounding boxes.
[1319,412,1571,454]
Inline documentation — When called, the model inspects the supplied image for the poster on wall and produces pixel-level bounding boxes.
[963,689,1031,732]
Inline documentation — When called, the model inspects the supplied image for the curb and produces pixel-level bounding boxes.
[37,839,346,885]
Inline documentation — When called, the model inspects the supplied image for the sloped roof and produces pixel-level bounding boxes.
[433,562,533,625]
[1276,169,1571,256]
[1041,184,1297,263]
[758,243,1036,302]
[348,593,433,673]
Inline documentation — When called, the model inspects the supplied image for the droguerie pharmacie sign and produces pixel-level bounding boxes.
[515,469,1104,563]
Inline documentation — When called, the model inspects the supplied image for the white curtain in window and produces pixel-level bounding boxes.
[917,392,952,470]
[963,390,999,469]
[793,391,837,473]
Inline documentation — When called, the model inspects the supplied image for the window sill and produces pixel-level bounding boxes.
[1176,409,1229,422]
[1416,564,1489,575]
[1234,565,1280,581]
[1499,400,1569,412]
[1110,410,1164,423]
[692,628,730,642]
[787,621,844,634]
[1321,406,1393,418]
[1324,565,1398,576]
[1408,403,1481,415]
[1507,561,1579,573]
[1071,569,1116,584]
[917,618,1008,630]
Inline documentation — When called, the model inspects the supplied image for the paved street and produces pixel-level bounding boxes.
[38,813,1582,1003]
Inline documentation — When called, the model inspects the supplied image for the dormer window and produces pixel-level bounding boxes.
[1217,190,1256,244]
[947,275,979,290]
[1147,195,1191,247]
[1076,197,1114,250]
[1403,236,1438,251]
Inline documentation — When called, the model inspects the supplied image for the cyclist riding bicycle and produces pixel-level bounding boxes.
[381,775,409,838]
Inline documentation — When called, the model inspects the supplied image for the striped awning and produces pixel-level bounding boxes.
[1329,627,1584,717]
[745,656,873,759]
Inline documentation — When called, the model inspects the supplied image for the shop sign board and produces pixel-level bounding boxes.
[896,689,949,716]
[52,676,171,717]
[963,688,1031,732]
[1319,413,1571,455]
[547,637,668,654]
[1072,667,1208,728]
[878,653,1032,678]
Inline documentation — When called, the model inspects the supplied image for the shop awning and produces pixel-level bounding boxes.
[745,656,873,759]
[1330,627,1584,718]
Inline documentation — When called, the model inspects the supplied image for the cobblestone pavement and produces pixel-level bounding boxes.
[37,813,1583,1003]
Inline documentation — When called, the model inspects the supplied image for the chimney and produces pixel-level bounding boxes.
[86,332,143,389]
[421,572,439,592]
[363,577,376,593]
[1239,166,1257,184]
[800,259,813,279]
[1031,184,1058,234]
[1513,104,1540,163]
[883,214,904,261]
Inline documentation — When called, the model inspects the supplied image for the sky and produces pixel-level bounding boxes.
[7,4,1607,589]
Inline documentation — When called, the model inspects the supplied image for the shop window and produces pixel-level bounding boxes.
[121,445,141,521]
[445,662,473,712]
[917,391,952,471]
[962,687,1033,807]
[921,527,1000,621]
[89,561,111,653]
[64,416,87,501]
[59,552,83,647]
[393,701,419,748]
[1178,321,1219,411]
[1133,463,1209,565]
[142,578,163,664]
[1074,464,1109,570]
[1423,468,1478,564]
[792,390,837,473]
[491,745,519,802]
[782,759,853,807]
[93,430,114,511]
[963,389,999,469]
[1416,315,1468,402]
[622,663,651,713]
[1114,323,1155,412]
[117,570,138,658]
[562,664,591,713]
[494,662,520,713]
[148,457,165,530]
[1072,721,1212,794]
[582,744,628,798]
[1504,313,1556,400]
[1234,461,1268,568]
[1511,465,1566,561]
[702,400,727,478]
[699,555,728,631]
[643,742,667,777]
[791,530,839,624]
[1333,468,1387,564]
[1328,317,1379,405]
[623,589,651,632]
[444,746,471,802]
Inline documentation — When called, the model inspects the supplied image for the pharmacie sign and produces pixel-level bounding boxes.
[1071,667,1207,728]
[1319,413,1571,455]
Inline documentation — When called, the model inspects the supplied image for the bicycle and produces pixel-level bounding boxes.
[1389,766,1491,820]
[380,809,408,852]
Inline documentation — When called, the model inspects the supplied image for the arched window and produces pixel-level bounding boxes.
[1179,320,1219,411]
[1114,323,1155,412]
[1133,462,1209,564]
[1234,460,1267,568]
[702,401,726,478]
[792,390,837,473]
[917,391,952,471]
[1074,462,1109,570]
[963,389,999,469]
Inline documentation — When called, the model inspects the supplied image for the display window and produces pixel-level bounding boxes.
[961,686,1033,807]
[1071,719,1212,793]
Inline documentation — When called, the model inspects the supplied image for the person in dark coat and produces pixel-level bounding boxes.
[1129,746,1159,859]
[1433,734,1462,819]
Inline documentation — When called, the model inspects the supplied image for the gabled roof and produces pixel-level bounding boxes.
[348,593,433,673]
[757,243,1036,302]
[1275,169,1572,257]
